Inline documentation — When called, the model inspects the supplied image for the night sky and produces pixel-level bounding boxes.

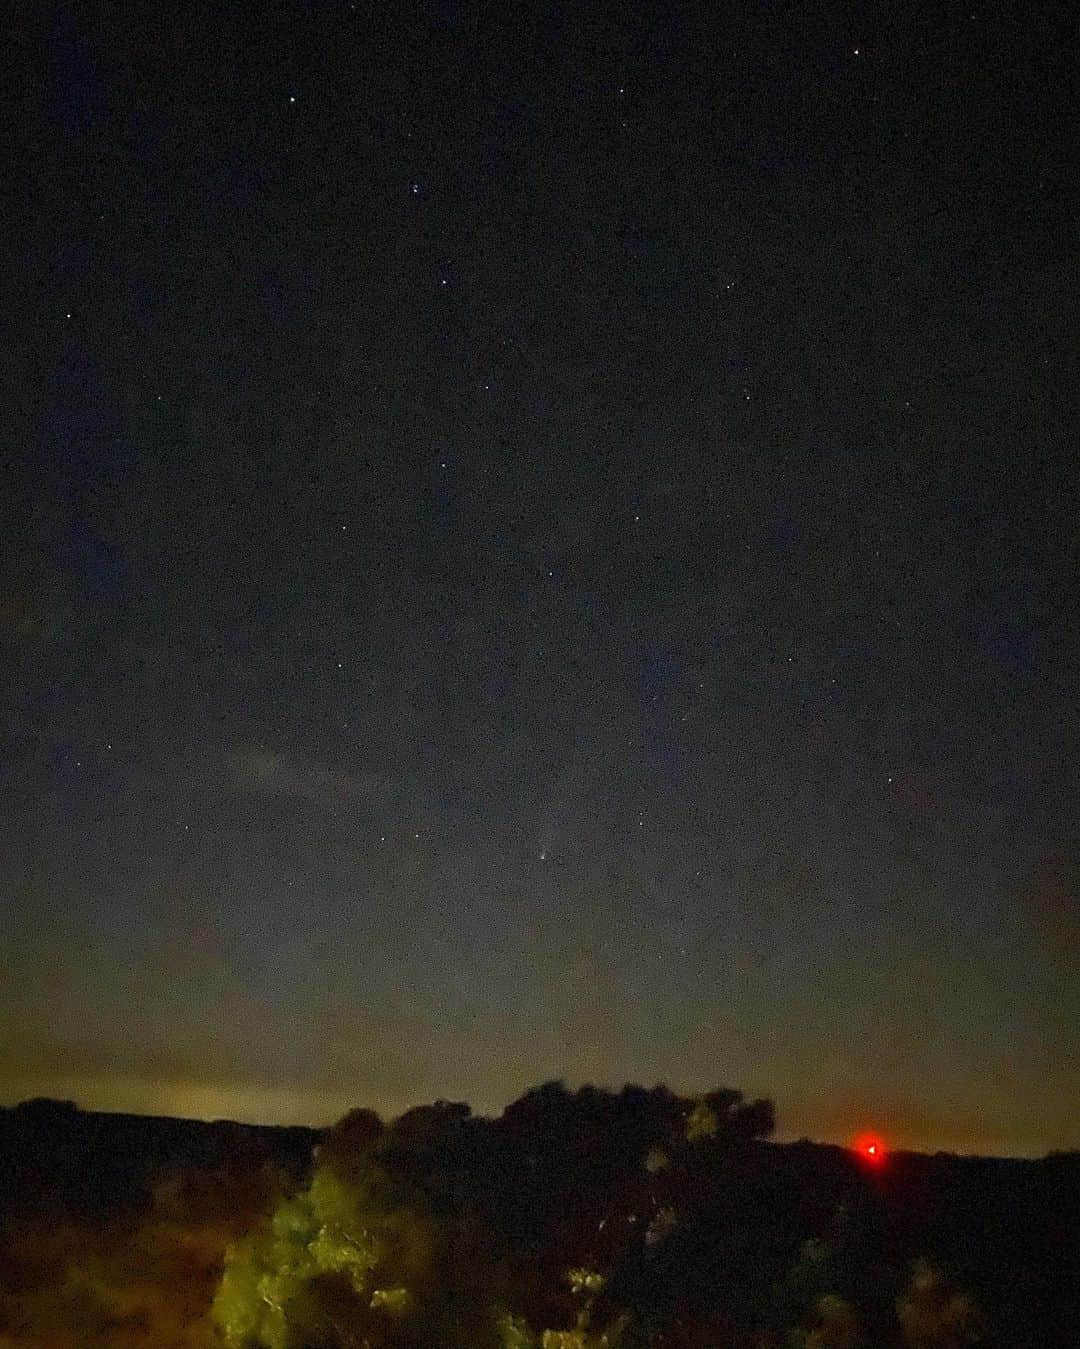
[5,1,1077,1156]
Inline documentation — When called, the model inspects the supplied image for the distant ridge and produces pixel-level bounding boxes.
[0,1098,320,1218]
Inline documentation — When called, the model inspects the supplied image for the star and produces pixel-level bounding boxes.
[8,0,1070,1170]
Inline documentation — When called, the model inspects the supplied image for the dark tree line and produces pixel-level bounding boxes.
[2,1088,1078,1348]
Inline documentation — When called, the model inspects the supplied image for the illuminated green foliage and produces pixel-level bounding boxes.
[684,1100,718,1143]
[499,1311,631,1349]
[211,1082,781,1348]
[498,1312,540,1349]
[643,1146,668,1174]
[212,1165,386,1348]
[896,1259,983,1349]
[788,1292,864,1349]
[567,1268,605,1295]
[538,1315,631,1348]
[369,1285,410,1314]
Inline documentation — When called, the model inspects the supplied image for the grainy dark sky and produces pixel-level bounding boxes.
[4,0,1077,1155]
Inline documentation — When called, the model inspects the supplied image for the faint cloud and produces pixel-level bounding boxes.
[227,746,395,803]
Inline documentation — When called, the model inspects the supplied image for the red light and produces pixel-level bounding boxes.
[853,1133,887,1165]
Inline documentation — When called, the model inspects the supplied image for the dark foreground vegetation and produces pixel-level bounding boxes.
[0,1087,1077,1348]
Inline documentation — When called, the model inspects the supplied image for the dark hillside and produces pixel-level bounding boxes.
[0,1098,317,1220]
[1,1093,1077,1347]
